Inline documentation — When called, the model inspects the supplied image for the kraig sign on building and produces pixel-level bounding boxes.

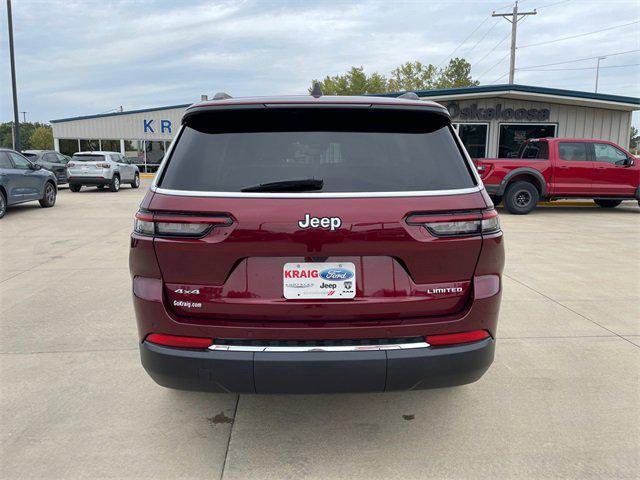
[143,118,173,134]
[447,103,550,121]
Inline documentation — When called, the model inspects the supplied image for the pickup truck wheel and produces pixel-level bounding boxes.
[504,181,539,215]
[594,199,622,208]
[0,191,6,219]
[489,195,502,206]
[69,184,81,192]
[131,173,140,189]
[39,182,57,208]
[109,175,120,192]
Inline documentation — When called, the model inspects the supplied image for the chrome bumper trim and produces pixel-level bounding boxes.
[208,342,430,352]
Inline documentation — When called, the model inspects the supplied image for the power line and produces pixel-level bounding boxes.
[465,18,502,56]
[518,20,640,48]
[475,32,511,66]
[516,49,640,70]
[477,51,511,79]
[490,72,510,83]
[437,14,493,67]
[534,0,572,9]
[515,62,640,72]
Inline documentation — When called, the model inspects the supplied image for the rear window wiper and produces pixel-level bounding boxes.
[240,178,324,193]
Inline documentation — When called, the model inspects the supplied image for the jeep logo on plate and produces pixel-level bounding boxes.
[298,213,341,231]
[319,268,353,281]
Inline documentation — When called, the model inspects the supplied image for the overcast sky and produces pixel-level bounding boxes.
[1,0,638,125]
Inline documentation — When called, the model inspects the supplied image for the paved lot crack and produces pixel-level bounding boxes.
[220,395,241,480]
[504,273,640,349]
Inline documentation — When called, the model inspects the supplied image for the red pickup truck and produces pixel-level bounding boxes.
[475,138,640,214]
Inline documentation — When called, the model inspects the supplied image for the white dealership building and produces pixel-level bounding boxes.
[51,84,640,171]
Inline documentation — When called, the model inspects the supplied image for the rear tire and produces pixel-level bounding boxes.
[504,181,539,215]
[69,184,82,192]
[489,195,502,206]
[0,191,6,219]
[109,175,120,192]
[594,199,622,208]
[39,182,57,208]
[131,173,140,189]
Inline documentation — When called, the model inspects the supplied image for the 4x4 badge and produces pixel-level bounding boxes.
[298,213,342,231]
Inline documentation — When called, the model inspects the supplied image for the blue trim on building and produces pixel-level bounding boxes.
[370,84,640,105]
[50,103,192,123]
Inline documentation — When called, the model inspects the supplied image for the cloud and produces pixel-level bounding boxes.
[1,0,638,126]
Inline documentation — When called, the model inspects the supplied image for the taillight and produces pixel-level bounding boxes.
[406,209,500,237]
[96,163,111,168]
[425,330,490,347]
[134,211,232,238]
[146,333,213,349]
[475,162,491,179]
[67,162,75,168]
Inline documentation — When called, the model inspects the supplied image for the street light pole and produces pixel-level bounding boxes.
[6,0,21,151]
[595,56,606,93]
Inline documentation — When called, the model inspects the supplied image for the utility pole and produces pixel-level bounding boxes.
[20,111,27,122]
[595,56,606,93]
[492,1,537,84]
[6,0,21,150]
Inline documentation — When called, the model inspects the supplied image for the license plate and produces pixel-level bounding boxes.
[283,262,356,299]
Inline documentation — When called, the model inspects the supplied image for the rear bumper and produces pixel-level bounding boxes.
[68,176,111,185]
[140,337,495,394]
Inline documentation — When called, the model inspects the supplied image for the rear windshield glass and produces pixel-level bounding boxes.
[159,108,476,193]
[72,154,105,162]
[22,153,37,158]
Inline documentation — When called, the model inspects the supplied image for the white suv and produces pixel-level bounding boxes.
[67,151,140,192]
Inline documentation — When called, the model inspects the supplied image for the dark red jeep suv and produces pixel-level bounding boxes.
[130,92,504,394]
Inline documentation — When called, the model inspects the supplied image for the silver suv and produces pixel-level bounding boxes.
[67,151,140,192]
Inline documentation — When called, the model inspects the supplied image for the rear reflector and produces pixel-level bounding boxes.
[146,333,213,349]
[425,330,490,346]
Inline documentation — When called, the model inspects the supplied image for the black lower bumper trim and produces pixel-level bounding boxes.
[68,177,110,186]
[141,338,495,394]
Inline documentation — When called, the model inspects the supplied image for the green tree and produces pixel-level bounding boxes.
[30,125,54,150]
[311,67,388,96]
[0,121,50,150]
[435,58,479,89]
[630,126,639,153]
[309,58,479,95]
[388,61,439,92]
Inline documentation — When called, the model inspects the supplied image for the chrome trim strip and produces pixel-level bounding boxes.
[150,186,482,199]
[208,342,430,352]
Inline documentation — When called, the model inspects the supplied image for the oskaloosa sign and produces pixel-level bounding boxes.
[447,103,551,121]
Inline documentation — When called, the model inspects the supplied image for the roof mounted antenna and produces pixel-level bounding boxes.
[213,92,232,100]
[310,83,323,98]
[398,91,419,100]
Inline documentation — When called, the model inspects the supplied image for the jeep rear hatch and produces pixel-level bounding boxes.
[146,105,490,321]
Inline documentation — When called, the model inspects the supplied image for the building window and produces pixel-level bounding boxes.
[125,140,144,166]
[80,139,100,152]
[100,139,120,152]
[453,123,488,158]
[498,124,556,158]
[145,141,166,170]
[59,139,79,156]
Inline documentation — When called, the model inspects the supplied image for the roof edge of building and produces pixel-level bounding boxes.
[371,83,640,106]
[50,103,192,124]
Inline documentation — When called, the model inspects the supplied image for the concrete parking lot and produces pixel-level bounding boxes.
[1,180,638,480]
